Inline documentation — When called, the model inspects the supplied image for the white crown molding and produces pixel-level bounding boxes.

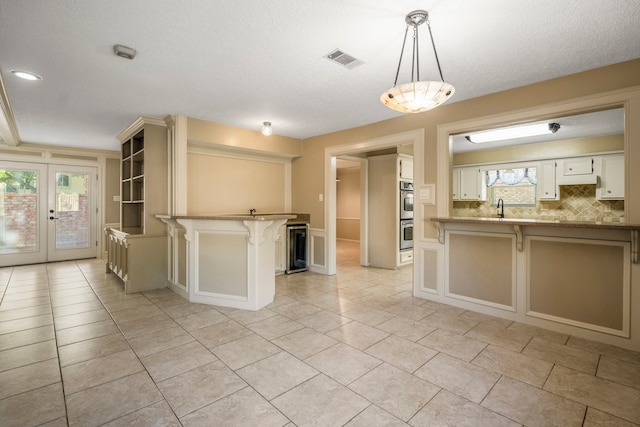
[0,72,21,146]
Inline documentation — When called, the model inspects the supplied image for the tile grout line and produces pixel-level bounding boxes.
[79,266,183,426]
[46,263,71,427]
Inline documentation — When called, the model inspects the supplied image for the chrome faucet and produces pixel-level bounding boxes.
[497,198,505,219]
[249,208,256,215]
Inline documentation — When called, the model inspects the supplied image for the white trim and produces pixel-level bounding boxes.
[308,227,326,274]
[117,116,166,141]
[525,235,630,337]
[325,129,424,275]
[444,229,517,312]
[437,86,640,221]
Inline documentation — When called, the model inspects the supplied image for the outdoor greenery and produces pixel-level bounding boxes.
[0,170,37,192]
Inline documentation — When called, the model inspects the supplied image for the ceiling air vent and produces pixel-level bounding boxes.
[325,49,362,69]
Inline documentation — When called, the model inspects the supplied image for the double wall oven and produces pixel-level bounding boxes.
[400,181,413,250]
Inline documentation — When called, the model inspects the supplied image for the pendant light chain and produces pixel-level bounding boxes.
[392,25,410,87]
[426,19,445,83]
[412,23,419,82]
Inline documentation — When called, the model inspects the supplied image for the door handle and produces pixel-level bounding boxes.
[49,216,59,220]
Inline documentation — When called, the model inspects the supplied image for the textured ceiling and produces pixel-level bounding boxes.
[0,0,639,151]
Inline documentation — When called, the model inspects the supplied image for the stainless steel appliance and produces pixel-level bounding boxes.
[286,224,308,274]
[400,181,413,220]
[400,219,413,250]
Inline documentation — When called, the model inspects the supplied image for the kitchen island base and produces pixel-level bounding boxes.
[158,214,294,311]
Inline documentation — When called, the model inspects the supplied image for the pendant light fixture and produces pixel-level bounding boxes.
[380,10,455,114]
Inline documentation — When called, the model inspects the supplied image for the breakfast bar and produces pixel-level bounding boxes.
[429,217,640,348]
[157,213,295,311]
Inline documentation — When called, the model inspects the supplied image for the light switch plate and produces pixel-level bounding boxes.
[420,184,435,205]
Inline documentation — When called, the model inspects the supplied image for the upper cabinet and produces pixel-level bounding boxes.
[596,154,625,200]
[560,157,593,175]
[453,152,624,203]
[399,155,413,180]
[537,161,559,200]
[453,167,487,201]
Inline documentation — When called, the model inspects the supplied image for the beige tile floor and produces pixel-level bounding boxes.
[1,241,639,426]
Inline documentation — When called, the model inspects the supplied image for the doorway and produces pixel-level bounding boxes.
[0,161,97,267]
[324,129,424,275]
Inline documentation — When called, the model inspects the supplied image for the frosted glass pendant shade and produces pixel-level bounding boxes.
[381,10,455,114]
[381,80,455,113]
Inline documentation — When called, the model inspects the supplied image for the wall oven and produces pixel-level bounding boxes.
[400,219,413,250]
[400,181,413,220]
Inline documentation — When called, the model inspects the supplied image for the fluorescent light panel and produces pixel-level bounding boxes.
[466,123,559,143]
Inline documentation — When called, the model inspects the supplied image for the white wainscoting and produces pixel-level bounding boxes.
[309,227,327,274]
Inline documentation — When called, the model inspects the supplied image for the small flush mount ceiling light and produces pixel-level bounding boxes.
[113,44,137,60]
[261,121,273,136]
[11,70,42,81]
[466,122,561,143]
[381,10,455,114]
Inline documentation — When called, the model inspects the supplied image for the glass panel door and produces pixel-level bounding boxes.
[47,165,97,261]
[0,162,47,266]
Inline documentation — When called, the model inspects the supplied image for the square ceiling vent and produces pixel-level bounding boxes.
[325,49,363,69]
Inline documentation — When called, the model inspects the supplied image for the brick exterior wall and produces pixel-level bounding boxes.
[1,193,37,251]
[0,193,89,252]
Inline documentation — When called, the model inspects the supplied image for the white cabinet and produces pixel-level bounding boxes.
[106,117,168,293]
[456,167,487,201]
[452,168,460,201]
[560,157,593,175]
[399,155,413,180]
[368,154,412,269]
[596,154,624,200]
[537,161,559,200]
[556,156,597,185]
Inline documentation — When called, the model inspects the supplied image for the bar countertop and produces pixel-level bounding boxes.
[430,216,640,231]
[156,214,296,221]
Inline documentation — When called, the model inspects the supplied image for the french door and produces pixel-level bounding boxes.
[0,161,97,267]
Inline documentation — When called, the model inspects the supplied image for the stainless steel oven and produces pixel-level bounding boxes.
[400,181,413,220]
[400,219,413,250]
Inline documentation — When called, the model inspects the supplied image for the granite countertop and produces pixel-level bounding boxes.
[157,214,296,221]
[431,217,640,231]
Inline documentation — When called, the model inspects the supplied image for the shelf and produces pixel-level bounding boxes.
[132,130,144,153]
[122,140,131,158]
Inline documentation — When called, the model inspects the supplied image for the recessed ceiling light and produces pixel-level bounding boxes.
[11,70,42,81]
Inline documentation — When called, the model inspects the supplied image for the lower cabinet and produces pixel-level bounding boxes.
[105,228,167,293]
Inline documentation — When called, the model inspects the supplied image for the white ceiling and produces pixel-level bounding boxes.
[1,0,639,152]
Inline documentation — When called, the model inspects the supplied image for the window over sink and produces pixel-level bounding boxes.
[486,167,537,207]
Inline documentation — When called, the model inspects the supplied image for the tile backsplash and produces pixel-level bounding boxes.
[452,184,625,222]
